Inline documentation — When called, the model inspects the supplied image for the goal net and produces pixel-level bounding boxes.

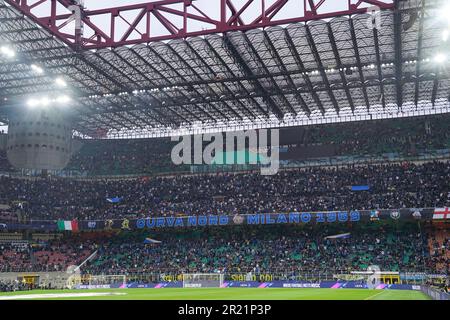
[182,273,224,288]
[333,270,400,287]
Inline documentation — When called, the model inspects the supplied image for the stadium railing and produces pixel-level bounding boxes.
[420,286,450,300]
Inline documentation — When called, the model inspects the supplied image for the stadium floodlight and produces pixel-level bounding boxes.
[31,64,44,74]
[443,30,449,42]
[26,98,39,108]
[434,53,447,64]
[55,95,71,104]
[0,46,15,58]
[441,5,450,25]
[40,96,50,107]
[55,77,67,87]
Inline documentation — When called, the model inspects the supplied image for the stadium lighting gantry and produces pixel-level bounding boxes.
[27,96,71,109]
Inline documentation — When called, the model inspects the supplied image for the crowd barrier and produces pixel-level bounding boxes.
[420,285,450,300]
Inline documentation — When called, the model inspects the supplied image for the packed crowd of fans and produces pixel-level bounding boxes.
[0,115,450,175]
[0,150,13,173]
[0,279,31,292]
[0,224,446,276]
[0,241,94,273]
[36,115,450,176]
[306,115,450,156]
[66,137,187,176]
[0,161,449,220]
[83,224,434,276]
[429,230,450,275]
[0,115,449,176]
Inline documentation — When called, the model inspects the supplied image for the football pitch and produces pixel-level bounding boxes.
[0,288,430,300]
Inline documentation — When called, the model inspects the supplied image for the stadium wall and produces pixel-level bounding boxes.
[420,286,450,300]
[0,272,69,288]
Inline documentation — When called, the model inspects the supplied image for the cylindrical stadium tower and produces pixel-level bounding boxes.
[6,108,72,170]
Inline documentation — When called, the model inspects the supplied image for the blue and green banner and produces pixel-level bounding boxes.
[0,208,435,232]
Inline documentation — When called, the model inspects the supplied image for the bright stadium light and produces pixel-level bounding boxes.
[55,77,67,87]
[31,64,44,74]
[56,95,71,104]
[26,98,39,108]
[40,97,50,107]
[443,30,450,42]
[434,53,447,64]
[441,5,450,25]
[0,46,15,58]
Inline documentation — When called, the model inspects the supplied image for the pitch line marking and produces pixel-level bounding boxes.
[364,290,386,300]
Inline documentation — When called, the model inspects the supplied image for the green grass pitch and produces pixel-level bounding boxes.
[0,288,430,300]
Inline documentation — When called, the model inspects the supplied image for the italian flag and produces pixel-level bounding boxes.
[57,220,79,232]
[433,208,450,220]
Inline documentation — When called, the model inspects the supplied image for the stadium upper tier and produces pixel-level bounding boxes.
[0,0,450,137]
[0,161,449,221]
[0,224,447,275]
[1,114,449,176]
[67,115,450,176]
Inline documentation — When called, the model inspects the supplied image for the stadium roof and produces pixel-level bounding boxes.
[0,0,449,138]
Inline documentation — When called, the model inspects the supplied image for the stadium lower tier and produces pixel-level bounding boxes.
[0,223,448,277]
[0,161,449,221]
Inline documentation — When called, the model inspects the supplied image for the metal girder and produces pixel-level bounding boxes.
[4,0,395,50]
[261,31,298,116]
[184,41,244,120]
[371,20,386,110]
[224,33,283,119]
[264,31,310,116]
[348,18,371,111]
[393,0,403,110]
[147,45,219,123]
[109,50,189,125]
[414,0,425,107]
[88,52,176,127]
[283,28,324,115]
[326,23,355,112]
[304,24,340,114]
[203,38,258,120]
[126,47,201,123]
[1,0,449,138]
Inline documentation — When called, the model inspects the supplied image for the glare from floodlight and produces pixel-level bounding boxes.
[441,5,450,25]
[434,53,447,64]
[31,64,44,74]
[0,46,15,58]
[26,98,39,108]
[40,97,50,106]
[443,30,450,42]
[55,77,67,87]
[56,95,71,104]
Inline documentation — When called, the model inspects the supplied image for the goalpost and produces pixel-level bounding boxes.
[182,273,224,288]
